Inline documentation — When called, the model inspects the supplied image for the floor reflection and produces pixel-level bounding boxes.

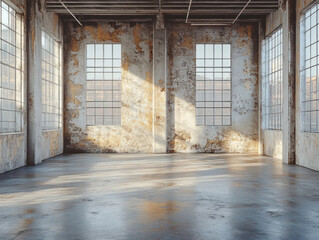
[0,154,319,239]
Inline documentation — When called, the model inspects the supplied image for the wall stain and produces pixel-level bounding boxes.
[84,25,124,42]
[53,14,59,33]
[132,24,143,53]
[66,79,83,108]
[70,54,79,67]
[64,22,258,154]
[166,23,258,153]
[71,37,79,52]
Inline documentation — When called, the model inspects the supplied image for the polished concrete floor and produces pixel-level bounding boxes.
[0,154,319,240]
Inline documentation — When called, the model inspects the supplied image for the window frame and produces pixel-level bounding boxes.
[195,43,232,126]
[85,43,122,126]
[41,29,63,131]
[261,27,283,131]
[300,1,319,133]
[0,0,24,134]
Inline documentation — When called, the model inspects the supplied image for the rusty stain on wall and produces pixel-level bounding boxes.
[83,25,124,42]
[0,133,25,173]
[66,79,83,108]
[166,23,259,153]
[123,53,130,72]
[64,22,154,153]
[71,37,79,52]
[64,20,259,154]
[53,14,59,33]
[132,24,144,53]
[32,25,35,52]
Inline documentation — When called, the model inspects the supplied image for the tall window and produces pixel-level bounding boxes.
[196,44,231,126]
[300,3,319,133]
[86,44,121,126]
[0,1,23,133]
[41,31,62,130]
[262,28,283,130]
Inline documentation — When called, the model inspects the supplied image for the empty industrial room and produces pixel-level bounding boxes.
[1,0,319,239]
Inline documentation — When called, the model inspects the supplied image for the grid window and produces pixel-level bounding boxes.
[300,3,319,133]
[86,44,121,126]
[0,1,24,134]
[196,44,232,126]
[261,28,283,130]
[41,31,62,130]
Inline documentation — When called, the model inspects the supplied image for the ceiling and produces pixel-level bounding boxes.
[45,0,280,23]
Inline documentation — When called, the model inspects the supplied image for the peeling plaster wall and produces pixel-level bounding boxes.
[262,8,284,160]
[0,0,27,174]
[296,0,319,171]
[166,23,259,153]
[64,22,154,153]
[64,22,258,153]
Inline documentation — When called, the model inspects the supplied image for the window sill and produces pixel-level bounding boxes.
[42,129,62,133]
[0,132,24,137]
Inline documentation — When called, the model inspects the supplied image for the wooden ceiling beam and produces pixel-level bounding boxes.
[45,0,279,20]
[46,9,278,14]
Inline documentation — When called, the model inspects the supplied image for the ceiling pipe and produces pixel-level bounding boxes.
[232,0,252,24]
[185,0,192,23]
[59,0,83,26]
[185,0,251,26]
[191,23,231,26]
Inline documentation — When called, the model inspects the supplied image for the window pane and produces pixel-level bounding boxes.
[113,44,121,58]
[41,31,62,130]
[95,44,103,58]
[0,4,24,133]
[262,28,283,130]
[196,44,204,58]
[86,44,122,126]
[196,43,232,126]
[87,45,95,58]
[300,6,319,133]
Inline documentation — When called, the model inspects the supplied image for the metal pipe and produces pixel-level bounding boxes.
[59,0,83,26]
[191,23,231,26]
[232,0,252,24]
[185,0,192,23]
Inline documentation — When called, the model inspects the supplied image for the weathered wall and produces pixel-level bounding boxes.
[296,0,319,171]
[64,22,259,153]
[0,0,63,174]
[27,0,63,165]
[263,130,282,159]
[265,7,284,36]
[64,22,154,153]
[166,23,259,153]
[262,7,284,160]
[0,0,27,174]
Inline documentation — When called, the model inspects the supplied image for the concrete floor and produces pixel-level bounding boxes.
[0,154,319,240]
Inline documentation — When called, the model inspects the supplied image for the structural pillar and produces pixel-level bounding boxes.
[153,25,167,153]
[282,0,296,164]
[258,21,265,155]
[27,0,43,165]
